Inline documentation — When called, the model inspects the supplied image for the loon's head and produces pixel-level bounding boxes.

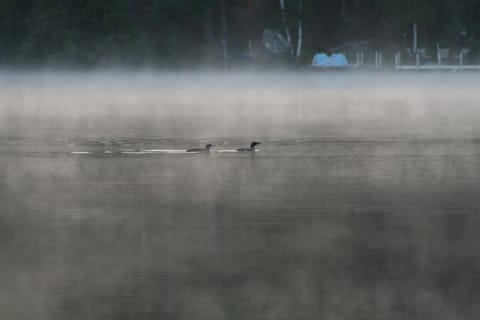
[250,141,261,148]
[205,144,213,150]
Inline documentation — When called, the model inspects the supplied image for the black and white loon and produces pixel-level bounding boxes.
[186,143,213,153]
[236,141,261,152]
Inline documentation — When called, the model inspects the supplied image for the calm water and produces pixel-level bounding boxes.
[1,72,480,319]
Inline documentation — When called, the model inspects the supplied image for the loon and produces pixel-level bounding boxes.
[186,143,213,153]
[236,141,261,152]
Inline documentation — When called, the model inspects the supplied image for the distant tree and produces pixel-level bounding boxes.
[0,0,478,66]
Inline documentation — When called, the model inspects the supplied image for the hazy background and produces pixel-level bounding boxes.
[1,71,480,320]
[0,0,479,67]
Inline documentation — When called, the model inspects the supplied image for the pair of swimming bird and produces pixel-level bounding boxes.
[186,141,261,153]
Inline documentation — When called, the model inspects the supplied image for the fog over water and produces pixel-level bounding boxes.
[1,71,479,139]
[1,71,480,319]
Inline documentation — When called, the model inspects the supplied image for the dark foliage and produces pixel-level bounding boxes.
[0,0,479,67]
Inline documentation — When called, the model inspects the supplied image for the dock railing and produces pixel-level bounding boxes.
[352,51,383,69]
[395,51,480,71]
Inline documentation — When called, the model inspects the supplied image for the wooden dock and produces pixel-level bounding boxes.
[396,65,480,71]
[394,52,480,71]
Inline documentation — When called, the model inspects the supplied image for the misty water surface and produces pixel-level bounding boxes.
[1,71,480,320]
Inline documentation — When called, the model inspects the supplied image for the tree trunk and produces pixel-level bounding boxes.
[220,0,228,69]
[279,0,292,46]
[296,0,303,61]
[341,0,348,22]
[412,23,417,53]
[204,7,214,44]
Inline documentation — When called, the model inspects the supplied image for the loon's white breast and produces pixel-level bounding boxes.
[236,141,261,152]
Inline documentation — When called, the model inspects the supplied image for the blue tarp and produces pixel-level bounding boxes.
[311,53,350,67]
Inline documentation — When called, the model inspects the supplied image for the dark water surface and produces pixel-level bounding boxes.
[1,72,480,319]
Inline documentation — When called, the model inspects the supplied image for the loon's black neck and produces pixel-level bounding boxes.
[249,142,260,149]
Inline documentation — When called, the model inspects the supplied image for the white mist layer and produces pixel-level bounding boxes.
[1,71,479,140]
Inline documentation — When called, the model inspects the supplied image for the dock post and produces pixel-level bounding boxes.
[416,53,420,70]
[437,43,441,66]
[394,52,400,70]
[375,51,382,70]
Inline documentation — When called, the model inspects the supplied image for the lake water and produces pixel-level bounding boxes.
[1,71,480,319]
